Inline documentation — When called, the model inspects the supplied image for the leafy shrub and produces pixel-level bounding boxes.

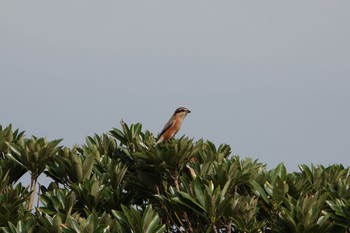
[0,123,349,233]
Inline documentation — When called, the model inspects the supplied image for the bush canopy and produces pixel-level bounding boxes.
[0,123,349,233]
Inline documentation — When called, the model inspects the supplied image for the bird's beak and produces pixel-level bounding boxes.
[187,109,191,113]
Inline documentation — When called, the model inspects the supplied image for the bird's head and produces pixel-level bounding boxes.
[173,107,191,118]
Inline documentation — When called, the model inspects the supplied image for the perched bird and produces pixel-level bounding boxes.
[156,107,191,144]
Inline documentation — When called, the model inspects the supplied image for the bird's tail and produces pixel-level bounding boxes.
[155,137,163,146]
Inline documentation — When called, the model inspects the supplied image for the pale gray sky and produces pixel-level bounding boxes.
[1,1,350,172]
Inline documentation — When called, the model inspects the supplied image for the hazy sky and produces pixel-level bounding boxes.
[1,1,349,172]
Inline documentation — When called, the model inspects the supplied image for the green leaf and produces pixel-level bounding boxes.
[173,191,207,216]
[5,153,26,169]
[82,154,95,180]
[6,143,22,156]
[274,163,287,182]
[250,180,270,204]
[299,164,313,184]
[193,178,205,207]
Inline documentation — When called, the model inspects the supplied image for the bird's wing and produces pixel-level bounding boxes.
[158,116,175,137]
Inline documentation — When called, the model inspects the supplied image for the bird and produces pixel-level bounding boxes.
[156,107,191,144]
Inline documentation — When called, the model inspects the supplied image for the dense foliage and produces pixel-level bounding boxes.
[0,123,349,233]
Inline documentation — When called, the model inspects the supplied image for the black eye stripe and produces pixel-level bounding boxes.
[174,107,189,114]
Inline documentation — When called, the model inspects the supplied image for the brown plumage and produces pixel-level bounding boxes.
[156,107,191,144]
